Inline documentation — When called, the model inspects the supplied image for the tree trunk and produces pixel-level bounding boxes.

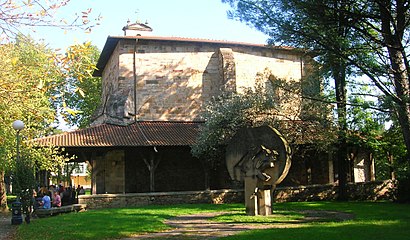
[379,0,410,164]
[0,170,8,212]
[336,109,349,201]
[333,59,349,201]
[394,92,410,164]
[388,152,396,180]
[388,46,410,163]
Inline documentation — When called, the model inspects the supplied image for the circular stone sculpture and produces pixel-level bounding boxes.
[226,125,291,215]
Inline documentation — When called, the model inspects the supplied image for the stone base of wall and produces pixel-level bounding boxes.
[274,180,397,202]
[79,189,244,209]
[79,180,396,209]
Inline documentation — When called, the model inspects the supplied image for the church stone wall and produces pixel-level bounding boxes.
[95,39,307,125]
[92,150,125,194]
[93,44,122,125]
[233,50,302,91]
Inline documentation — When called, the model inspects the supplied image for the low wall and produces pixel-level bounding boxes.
[274,180,397,202]
[79,189,243,209]
[79,180,396,209]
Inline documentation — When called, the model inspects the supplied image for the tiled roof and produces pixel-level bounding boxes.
[32,121,203,147]
[115,35,271,47]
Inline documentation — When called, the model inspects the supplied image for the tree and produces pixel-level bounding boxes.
[222,0,410,168]
[0,0,100,212]
[0,36,74,212]
[0,0,100,41]
[192,75,333,188]
[0,39,98,212]
[345,85,387,182]
[58,43,101,128]
[222,0,369,199]
[360,1,410,165]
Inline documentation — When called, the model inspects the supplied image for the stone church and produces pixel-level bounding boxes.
[35,21,375,194]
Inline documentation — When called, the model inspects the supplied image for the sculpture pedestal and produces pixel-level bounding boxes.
[244,177,273,216]
[225,126,291,216]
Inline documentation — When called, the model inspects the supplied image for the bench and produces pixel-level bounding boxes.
[35,204,87,218]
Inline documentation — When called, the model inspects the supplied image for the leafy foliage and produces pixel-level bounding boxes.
[222,0,410,165]
[0,36,84,212]
[0,36,57,172]
[55,43,101,128]
[375,125,408,180]
[0,0,101,41]
[0,1,101,212]
[191,74,333,166]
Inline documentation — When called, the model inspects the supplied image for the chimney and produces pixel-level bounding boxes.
[122,19,153,36]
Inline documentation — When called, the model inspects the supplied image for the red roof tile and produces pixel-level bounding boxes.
[32,121,203,147]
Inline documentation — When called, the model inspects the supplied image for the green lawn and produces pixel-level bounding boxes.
[14,201,410,240]
[15,203,243,240]
[221,201,410,240]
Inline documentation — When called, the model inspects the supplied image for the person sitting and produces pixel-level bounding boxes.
[38,185,48,197]
[79,186,85,195]
[62,187,71,206]
[48,185,56,200]
[40,192,51,209]
[71,187,76,204]
[52,191,61,207]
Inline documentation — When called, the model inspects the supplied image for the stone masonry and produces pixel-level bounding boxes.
[80,180,397,209]
[93,38,309,125]
[87,25,321,195]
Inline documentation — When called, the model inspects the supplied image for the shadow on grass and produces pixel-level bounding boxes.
[14,202,410,240]
[213,211,305,224]
[15,204,244,240]
[213,208,354,225]
[16,211,172,240]
[220,202,410,240]
[222,221,409,240]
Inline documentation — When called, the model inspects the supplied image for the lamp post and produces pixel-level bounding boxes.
[11,120,24,225]
[12,120,25,163]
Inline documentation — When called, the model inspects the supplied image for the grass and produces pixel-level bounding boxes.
[213,210,305,223]
[15,203,243,240]
[14,201,410,240]
[220,201,410,240]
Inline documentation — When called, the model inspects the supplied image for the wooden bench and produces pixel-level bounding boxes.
[35,204,87,218]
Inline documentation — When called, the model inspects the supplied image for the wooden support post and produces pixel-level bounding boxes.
[142,151,161,192]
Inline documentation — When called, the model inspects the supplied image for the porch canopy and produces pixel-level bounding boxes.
[33,121,203,148]
[33,120,326,149]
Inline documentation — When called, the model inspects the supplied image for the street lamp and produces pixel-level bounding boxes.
[11,120,24,225]
[12,120,25,163]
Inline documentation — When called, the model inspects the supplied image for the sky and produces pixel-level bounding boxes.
[29,0,269,51]
[26,0,268,130]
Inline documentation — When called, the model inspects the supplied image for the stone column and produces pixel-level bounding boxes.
[244,177,258,216]
[244,177,273,216]
[258,189,272,216]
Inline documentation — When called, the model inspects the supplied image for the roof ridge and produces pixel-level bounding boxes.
[132,120,205,123]
[108,35,270,47]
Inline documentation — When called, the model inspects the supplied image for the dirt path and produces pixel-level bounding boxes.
[123,212,271,240]
[0,210,354,240]
[123,210,355,240]
[0,213,16,240]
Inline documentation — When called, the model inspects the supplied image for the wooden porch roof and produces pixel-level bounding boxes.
[32,121,203,147]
